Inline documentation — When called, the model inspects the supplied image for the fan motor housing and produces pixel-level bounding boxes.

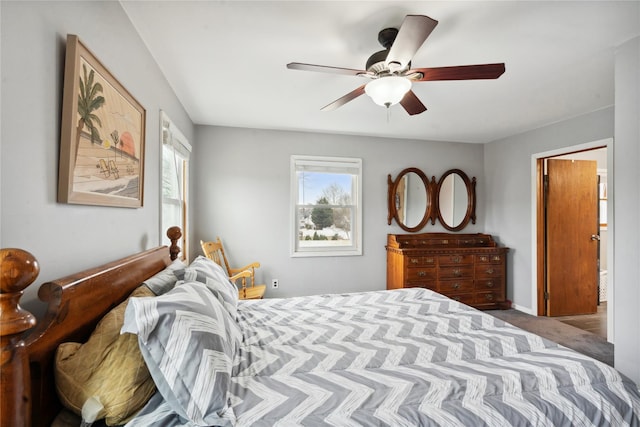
[366,27,410,74]
[366,49,389,73]
[378,27,398,49]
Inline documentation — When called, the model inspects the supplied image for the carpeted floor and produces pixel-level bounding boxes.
[553,302,607,338]
[486,308,614,366]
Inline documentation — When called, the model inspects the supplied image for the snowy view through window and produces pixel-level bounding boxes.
[297,171,354,247]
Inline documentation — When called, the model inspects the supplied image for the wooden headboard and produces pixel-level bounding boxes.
[0,227,183,427]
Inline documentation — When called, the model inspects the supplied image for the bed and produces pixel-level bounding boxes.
[1,228,639,427]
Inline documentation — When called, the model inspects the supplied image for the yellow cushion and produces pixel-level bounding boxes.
[54,285,156,425]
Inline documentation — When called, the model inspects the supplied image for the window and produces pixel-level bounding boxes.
[161,111,191,259]
[291,155,362,257]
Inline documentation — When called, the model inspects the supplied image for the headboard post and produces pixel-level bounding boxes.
[167,226,182,261]
[0,229,181,426]
[1,249,40,427]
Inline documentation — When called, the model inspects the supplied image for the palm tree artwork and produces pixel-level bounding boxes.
[75,63,105,168]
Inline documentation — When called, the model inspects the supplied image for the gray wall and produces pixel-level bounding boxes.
[483,33,640,383]
[483,107,614,311]
[613,36,640,383]
[192,126,485,298]
[0,1,194,316]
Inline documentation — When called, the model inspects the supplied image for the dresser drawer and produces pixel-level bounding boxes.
[476,278,503,290]
[446,293,475,305]
[475,264,503,278]
[406,256,436,267]
[475,290,504,304]
[438,254,473,266]
[439,265,474,279]
[438,279,474,293]
[406,267,437,282]
[476,253,505,264]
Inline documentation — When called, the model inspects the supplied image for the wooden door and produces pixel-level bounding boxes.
[545,159,599,316]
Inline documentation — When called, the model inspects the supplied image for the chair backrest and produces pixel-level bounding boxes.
[200,238,231,274]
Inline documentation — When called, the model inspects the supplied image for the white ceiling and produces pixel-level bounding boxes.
[120,1,640,144]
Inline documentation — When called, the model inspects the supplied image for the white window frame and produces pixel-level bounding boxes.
[160,111,191,260]
[291,155,362,257]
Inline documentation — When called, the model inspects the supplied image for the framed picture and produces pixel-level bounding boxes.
[58,34,145,208]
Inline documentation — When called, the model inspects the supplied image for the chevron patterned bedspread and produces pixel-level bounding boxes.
[129,287,640,426]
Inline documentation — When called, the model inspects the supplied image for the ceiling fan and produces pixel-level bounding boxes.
[287,14,505,115]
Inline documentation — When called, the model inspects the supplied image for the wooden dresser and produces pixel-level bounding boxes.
[386,233,510,310]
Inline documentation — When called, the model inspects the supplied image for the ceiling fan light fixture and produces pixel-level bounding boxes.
[365,76,411,108]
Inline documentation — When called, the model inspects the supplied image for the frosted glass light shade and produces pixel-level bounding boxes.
[365,77,412,107]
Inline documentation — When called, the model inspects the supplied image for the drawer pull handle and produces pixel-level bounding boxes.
[485,268,495,275]
[486,281,494,288]
[485,294,495,301]
[417,271,427,277]
[452,256,462,263]
[492,256,501,261]
[410,258,419,264]
[453,268,462,277]
[452,283,460,289]
[479,256,488,262]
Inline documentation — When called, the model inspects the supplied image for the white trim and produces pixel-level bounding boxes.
[606,140,614,343]
[511,303,534,315]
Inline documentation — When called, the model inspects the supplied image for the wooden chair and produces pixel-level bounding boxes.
[98,158,110,178]
[108,160,120,179]
[200,238,265,299]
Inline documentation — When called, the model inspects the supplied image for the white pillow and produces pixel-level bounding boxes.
[143,259,186,295]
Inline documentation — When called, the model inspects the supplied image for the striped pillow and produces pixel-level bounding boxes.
[122,281,241,425]
[174,256,239,318]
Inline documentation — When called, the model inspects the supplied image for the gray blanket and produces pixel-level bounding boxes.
[128,288,640,426]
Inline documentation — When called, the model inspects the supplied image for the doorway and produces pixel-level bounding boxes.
[535,144,611,339]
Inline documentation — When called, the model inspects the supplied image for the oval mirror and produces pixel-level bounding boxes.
[436,169,476,231]
[387,168,433,232]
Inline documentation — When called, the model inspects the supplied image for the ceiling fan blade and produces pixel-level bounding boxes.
[400,90,427,115]
[411,63,506,81]
[386,15,438,70]
[321,85,366,111]
[287,62,368,76]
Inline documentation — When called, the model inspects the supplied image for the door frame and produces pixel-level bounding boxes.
[531,138,614,341]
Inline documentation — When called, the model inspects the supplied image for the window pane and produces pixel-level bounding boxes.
[162,145,182,199]
[162,199,182,233]
[297,171,353,205]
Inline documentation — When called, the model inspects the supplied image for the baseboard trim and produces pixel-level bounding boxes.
[511,303,535,315]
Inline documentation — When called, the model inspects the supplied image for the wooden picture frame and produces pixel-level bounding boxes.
[58,34,145,208]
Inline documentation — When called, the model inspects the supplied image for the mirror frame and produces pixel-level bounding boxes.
[436,169,477,231]
[387,167,435,232]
